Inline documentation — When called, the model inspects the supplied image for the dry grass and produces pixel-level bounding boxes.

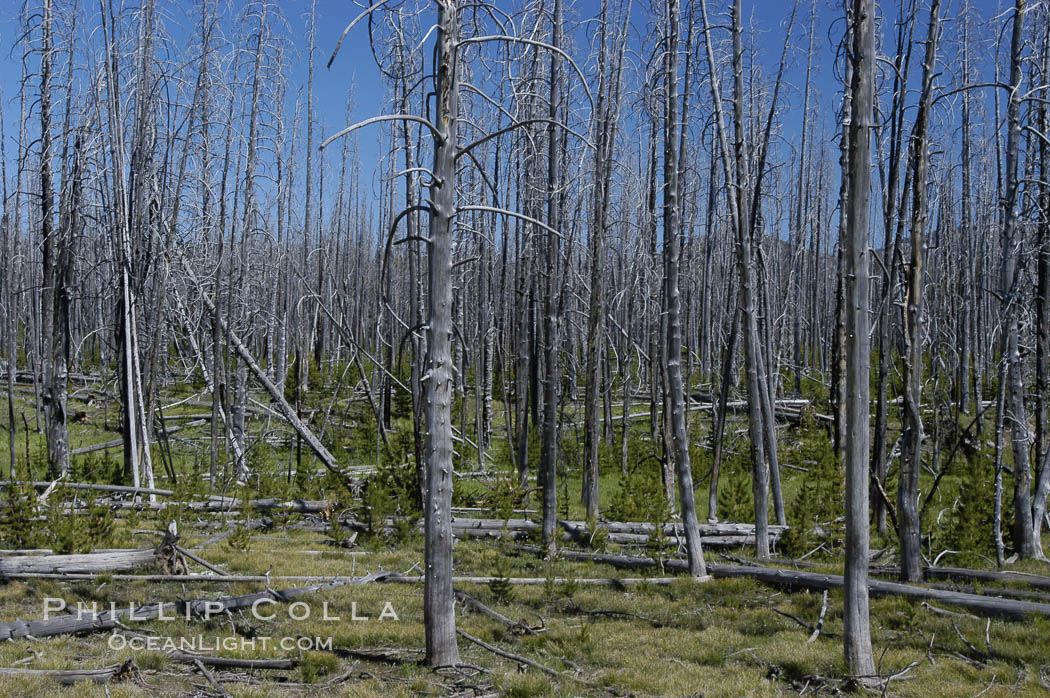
[0,524,1048,696]
[1,390,1048,696]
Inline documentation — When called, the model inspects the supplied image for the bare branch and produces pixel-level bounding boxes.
[319,114,442,150]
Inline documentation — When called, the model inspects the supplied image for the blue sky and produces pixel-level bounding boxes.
[0,0,1015,223]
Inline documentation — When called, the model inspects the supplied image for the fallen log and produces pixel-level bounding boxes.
[871,565,1050,592]
[191,657,231,697]
[452,527,776,548]
[455,589,534,633]
[457,629,569,681]
[70,439,122,456]
[1,497,332,514]
[0,370,101,386]
[204,496,332,514]
[167,652,297,670]
[0,573,386,583]
[0,481,175,497]
[516,547,1050,619]
[0,659,138,685]
[710,564,1050,618]
[0,532,180,577]
[450,517,783,537]
[173,545,229,576]
[919,581,1050,604]
[0,570,390,640]
[66,420,203,456]
[384,574,678,586]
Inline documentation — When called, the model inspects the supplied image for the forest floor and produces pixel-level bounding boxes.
[0,376,1048,696]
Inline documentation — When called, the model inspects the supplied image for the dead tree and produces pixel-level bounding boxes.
[0,86,15,479]
[583,0,630,520]
[1033,4,1050,546]
[698,0,771,557]
[98,0,156,493]
[539,0,565,553]
[842,0,877,677]
[38,0,70,478]
[663,0,707,579]
[899,0,941,583]
[872,0,914,536]
[999,0,1040,559]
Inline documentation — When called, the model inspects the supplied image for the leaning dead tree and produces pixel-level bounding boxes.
[662,0,707,579]
[898,0,940,583]
[7,6,1050,683]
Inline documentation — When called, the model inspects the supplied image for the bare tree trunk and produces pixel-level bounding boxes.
[872,0,914,536]
[539,0,564,552]
[39,0,69,479]
[898,0,940,583]
[1000,0,1038,560]
[729,0,770,558]
[957,6,974,416]
[708,297,740,522]
[663,0,707,579]
[422,0,461,667]
[1033,9,1050,547]
[582,1,610,521]
[842,0,876,676]
[0,90,14,479]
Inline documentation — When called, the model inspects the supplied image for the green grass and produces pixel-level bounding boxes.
[0,372,1047,695]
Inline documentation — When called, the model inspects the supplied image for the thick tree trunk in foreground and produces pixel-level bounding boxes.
[842,0,876,677]
[422,0,461,668]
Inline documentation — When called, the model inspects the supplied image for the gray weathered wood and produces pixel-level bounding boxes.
[0,659,137,685]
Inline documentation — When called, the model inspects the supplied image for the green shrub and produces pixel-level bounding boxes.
[0,482,42,549]
[298,650,339,683]
[608,458,670,524]
[780,427,843,558]
[84,494,115,548]
[488,555,516,604]
[45,491,87,554]
[716,451,754,524]
[226,523,253,553]
[934,443,1000,566]
[480,469,530,520]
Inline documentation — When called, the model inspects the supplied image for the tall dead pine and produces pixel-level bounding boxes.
[842,0,877,677]
[663,0,707,579]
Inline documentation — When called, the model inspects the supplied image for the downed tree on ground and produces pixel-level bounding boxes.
[0,496,334,515]
[517,547,1050,619]
[872,564,1050,592]
[166,652,298,670]
[0,481,174,497]
[0,659,139,685]
[326,516,782,548]
[67,420,204,456]
[0,570,390,640]
[0,529,181,577]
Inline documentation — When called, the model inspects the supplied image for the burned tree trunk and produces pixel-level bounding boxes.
[1000,0,1039,559]
[842,0,876,676]
[898,0,940,583]
[39,0,69,479]
[422,0,462,668]
[538,0,564,553]
[663,0,707,579]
